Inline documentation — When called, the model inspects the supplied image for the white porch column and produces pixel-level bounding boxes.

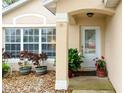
[55,13,69,90]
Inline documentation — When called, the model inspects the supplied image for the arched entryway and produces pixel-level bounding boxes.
[55,5,115,91]
[67,9,115,92]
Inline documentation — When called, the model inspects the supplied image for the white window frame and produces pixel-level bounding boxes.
[4,27,56,60]
[4,28,21,58]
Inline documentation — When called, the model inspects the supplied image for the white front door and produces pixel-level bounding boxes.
[81,26,101,68]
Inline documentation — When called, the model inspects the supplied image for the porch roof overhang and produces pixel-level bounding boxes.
[2,0,30,15]
[43,0,121,14]
[103,0,121,8]
[42,0,58,14]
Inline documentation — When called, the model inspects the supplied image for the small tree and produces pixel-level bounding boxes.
[31,53,48,67]
[18,51,29,67]
[2,48,11,63]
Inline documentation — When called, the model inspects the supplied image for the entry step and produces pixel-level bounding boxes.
[73,71,96,76]
[72,90,115,93]
[81,67,96,71]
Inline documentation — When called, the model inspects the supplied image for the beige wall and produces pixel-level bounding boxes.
[2,0,56,48]
[2,0,56,70]
[2,0,56,25]
[105,2,122,93]
[68,24,80,50]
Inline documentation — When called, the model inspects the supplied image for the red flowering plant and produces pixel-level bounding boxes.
[93,56,106,71]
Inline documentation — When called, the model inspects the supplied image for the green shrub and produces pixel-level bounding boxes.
[2,63,10,72]
[68,48,83,71]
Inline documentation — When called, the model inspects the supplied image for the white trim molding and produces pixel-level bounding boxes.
[2,0,29,15]
[55,80,68,90]
[13,13,47,25]
[43,0,56,5]
[56,13,69,22]
[103,0,120,8]
[2,24,56,28]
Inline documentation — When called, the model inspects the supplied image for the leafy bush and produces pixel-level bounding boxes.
[2,48,11,73]
[94,56,106,70]
[68,48,83,71]
[2,63,10,72]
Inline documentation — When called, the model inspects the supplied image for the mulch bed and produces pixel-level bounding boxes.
[2,71,72,93]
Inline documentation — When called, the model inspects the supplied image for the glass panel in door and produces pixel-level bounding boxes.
[85,30,96,54]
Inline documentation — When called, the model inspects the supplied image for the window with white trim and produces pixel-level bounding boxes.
[4,27,56,59]
[5,28,21,58]
[23,28,39,53]
[42,28,56,58]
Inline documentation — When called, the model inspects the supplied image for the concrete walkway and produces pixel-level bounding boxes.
[72,90,115,93]
[69,76,115,93]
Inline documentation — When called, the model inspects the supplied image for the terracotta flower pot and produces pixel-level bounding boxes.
[68,70,73,78]
[97,70,106,77]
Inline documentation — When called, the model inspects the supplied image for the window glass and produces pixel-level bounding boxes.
[5,28,21,58]
[5,36,10,42]
[16,36,21,42]
[23,36,28,42]
[10,29,16,35]
[23,28,39,42]
[29,36,33,42]
[11,36,15,42]
[29,29,33,35]
[41,28,56,58]
[16,29,20,35]
[34,29,39,35]
[85,29,96,54]
[34,36,39,42]
[24,44,39,53]
[4,28,56,58]
[5,44,10,50]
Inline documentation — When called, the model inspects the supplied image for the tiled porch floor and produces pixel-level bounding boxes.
[69,76,116,93]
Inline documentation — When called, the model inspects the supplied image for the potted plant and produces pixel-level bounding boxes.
[18,51,32,75]
[93,56,107,77]
[2,48,11,77]
[68,48,83,78]
[32,53,48,75]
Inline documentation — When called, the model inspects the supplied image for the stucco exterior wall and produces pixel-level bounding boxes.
[2,0,56,25]
[68,24,80,50]
[105,2,122,93]
[2,0,56,71]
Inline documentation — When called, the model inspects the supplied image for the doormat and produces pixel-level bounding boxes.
[74,71,96,76]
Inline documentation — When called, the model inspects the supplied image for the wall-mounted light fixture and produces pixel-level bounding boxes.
[87,13,94,17]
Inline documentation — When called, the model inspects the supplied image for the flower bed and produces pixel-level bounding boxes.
[3,71,72,93]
